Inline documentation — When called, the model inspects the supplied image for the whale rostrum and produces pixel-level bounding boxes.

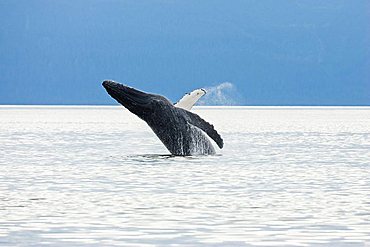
[102,80,223,156]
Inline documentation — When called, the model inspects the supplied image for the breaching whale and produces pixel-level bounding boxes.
[102,80,223,156]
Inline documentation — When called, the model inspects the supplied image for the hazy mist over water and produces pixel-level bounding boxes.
[1,106,370,246]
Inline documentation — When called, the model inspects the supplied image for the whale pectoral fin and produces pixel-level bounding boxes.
[175,88,206,111]
[184,110,224,149]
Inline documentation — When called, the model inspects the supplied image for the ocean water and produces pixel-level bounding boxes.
[1,106,370,246]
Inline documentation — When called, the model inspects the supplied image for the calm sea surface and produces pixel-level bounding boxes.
[1,106,370,246]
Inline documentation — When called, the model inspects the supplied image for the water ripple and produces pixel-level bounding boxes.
[1,106,370,246]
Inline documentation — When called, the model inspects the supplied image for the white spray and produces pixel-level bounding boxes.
[197,82,244,106]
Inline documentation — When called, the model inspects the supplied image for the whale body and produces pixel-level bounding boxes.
[102,80,223,156]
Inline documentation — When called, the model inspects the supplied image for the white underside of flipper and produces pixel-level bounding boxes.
[175,88,206,110]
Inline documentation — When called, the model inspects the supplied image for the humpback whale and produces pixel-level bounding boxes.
[102,80,223,156]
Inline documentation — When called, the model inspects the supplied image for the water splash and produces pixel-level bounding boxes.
[197,82,244,106]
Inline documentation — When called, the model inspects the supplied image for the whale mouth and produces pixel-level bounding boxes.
[102,80,153,110]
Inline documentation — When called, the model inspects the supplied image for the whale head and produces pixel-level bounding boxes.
[102,80,171,120]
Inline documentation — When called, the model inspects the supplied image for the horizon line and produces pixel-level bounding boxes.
[1,105,370,108]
